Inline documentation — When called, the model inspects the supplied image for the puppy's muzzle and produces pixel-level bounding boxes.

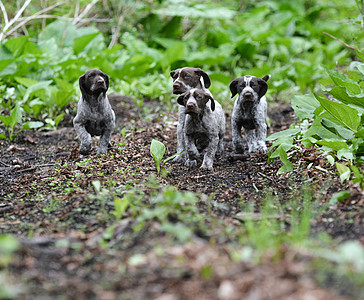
[173,81,187,94]
[185,102,198,114]
[243,91,253,100]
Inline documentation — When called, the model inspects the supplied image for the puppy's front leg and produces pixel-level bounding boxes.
[172,106,187,163]
[231,120,244,154]
[184,134,199,168]
[245,129,258,153]
[74,118,92,155]
[255,121,268,153]
[201,135,219,170]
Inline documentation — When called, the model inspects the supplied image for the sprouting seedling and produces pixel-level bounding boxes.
[150,139,182,173]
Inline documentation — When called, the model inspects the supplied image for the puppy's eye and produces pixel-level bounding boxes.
[184,74,191,79]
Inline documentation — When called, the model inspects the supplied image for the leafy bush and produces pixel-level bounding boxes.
[0,0,362,140]
[267,60,364,187]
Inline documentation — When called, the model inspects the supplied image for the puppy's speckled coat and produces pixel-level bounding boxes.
[73,69,115,156]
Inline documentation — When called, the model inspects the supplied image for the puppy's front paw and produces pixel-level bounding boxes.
[200,157,213,170]
[256,142,268,154]
[172,153,186,164]
[79,143,91,155]
[97,147,108,155]
[184,159,197,168]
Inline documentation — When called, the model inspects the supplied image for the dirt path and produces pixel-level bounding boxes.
[0,95,362,299]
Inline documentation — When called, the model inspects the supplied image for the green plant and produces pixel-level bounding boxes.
[150,139,181,174]
[0,103,43,141]
[267,63,364,187]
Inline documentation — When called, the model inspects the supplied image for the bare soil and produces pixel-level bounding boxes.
[0,94,363,300]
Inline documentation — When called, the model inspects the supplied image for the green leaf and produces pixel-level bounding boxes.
[266,128,301,141]
[9,104,22,129]
[113,196,129,219]
[73,32,100,54]
[325,66,361,94]
[276,147,294,174]
[150,139,166,172]
[291,94,320,120]
[329,190,350,205]
[315,94,360,132]
[160,42,184,70]
[335,162,350,183]
[316,139,348,151]
[4,36,28,57]
[0,115,11,126]
[22,121,44,130]
[328,86,364,109]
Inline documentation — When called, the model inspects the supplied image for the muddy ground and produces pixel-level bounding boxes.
[0,94,363,300]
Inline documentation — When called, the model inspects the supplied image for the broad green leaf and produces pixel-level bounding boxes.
[276,147,294,174]
[150,139,166,172]
[356,128,364,138]
[160,42,184,70]
[320,117,355,140]
[4,36,28,57]
[22,121,44,130]
[15,77,39,88]
[335,162,350,183]
[325,66,361,94]
[329,191,350,205]
[291,94,320,120]
[73,32,100,54]
[316,139,348,151]
[328,86,364,109]
[0,115,11,126]
[315,94,360,132]
[0,44,13,61]
[9,104,22,128]
[266,128,301,141]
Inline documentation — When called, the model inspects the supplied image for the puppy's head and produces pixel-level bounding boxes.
[230,75,270,104]
[79,69,109,99]
[170,67,211,94]
[177,89,215,116]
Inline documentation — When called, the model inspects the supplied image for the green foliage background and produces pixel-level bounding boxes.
[0,0,363,182]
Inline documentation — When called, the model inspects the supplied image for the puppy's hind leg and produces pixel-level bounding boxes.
[172,106,187,163]
[245,129,258,153]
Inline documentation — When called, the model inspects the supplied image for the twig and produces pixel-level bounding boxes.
[0,0,31,41]
[108,1,141,49]
[0,1,8,26]
[15,163,56,173]
[72,0,98,25]
[323,32,360,51]
[4,2,64,39]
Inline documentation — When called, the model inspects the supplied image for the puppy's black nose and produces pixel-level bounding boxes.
[173,82,181,89]
[244,91,253,98]
[187,103,195,109]
[97,78,104,84]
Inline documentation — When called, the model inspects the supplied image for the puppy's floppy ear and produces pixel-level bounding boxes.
[257,79,268,99]
[79,73,88,98]
[229,78,239,98]
[206,95,215,111]
[177,93,187,106]
[170,69,179,79]
[262,74,271,82]
[101,71,109,90]
[195,68,211,89]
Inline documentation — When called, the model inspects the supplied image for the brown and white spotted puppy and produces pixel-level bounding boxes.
[73,69,115,156]
[177,88,225,170]
[230,75,270,154]
[170,67,213,163]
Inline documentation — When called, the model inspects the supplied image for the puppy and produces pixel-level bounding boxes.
[73,69,115,156]
[177,88,225,170]
[230,75,270,154]
[170,67,213,163]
